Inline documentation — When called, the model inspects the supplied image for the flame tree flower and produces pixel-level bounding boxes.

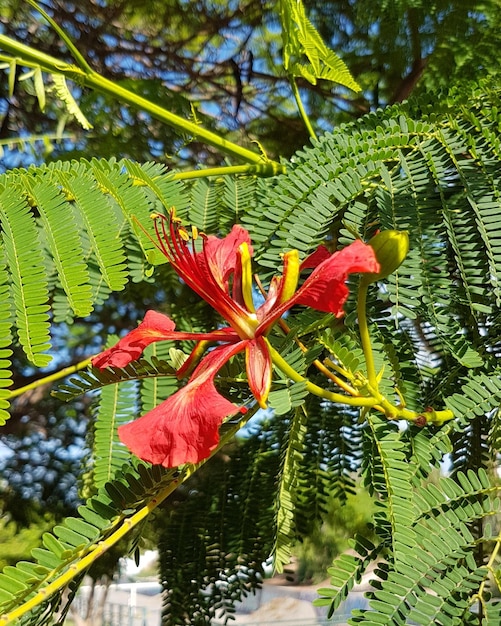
[92,211,379,467]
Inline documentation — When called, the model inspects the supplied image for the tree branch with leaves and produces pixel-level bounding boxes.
[1,1,501,625]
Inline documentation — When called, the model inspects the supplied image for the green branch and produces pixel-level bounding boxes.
[289,76,317,140]
[173,162,285,181]
[266,338,377,407]
[6,357,93,400]
[23,0,93,74]
[0,35,284,168]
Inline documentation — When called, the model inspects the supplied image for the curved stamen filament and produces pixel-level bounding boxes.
[154,212,259,339]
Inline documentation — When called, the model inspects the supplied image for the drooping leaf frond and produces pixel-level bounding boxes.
[50,74,92,130]
[0,183,51,368]
[279,0,360,90]
[22,170,94,318]
[315,535,383,617]
[272,405,308,573]
[0,261,12,425]
[158,427,277,626]
[187,177,223,233]
[318,453,501,624]
[0,158,186,419]
[91,378,139,491]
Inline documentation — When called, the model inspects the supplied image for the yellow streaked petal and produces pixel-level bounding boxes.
[278,249,300,304]
[239,242,256,313]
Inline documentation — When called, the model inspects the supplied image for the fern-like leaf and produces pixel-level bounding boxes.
[0,260,12,425]
[56,165,127,289]
[272,405,308,573]
[22,171,94,317]
[50,74,92,130]
[0,183,51,366]
[92,378,138,490]
[279,0,360,90]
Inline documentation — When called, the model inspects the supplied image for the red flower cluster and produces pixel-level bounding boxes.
[92,212,379,467]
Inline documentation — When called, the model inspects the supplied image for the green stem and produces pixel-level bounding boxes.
[173,162,285,181]
[24,0,93,73]
[265,338,377,407]
[357,278,378,389]
[289,76,317,141]
[90,74,266,164]
[475,526,501,612]
[7,357,93,400]
[266,326,454,426]
[0,35,278,166]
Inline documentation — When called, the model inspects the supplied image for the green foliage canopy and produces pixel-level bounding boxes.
[0,1,500,626]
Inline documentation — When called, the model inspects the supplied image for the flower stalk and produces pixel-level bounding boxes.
[356,278,378,389]
[264,339,378,407]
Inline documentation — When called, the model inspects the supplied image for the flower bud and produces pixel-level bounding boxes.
[363,230,409,283]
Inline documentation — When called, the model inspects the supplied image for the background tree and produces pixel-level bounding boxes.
[0,0,499,166]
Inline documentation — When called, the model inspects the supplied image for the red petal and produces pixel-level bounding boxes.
[293,240,379,316]
[118,342,247,467]
[201,225,253,290]
[165,219,256,332]
[255,240,379,334]
[245,337,272,408]
[92,312,240,369]
[92,311,177,368]
[300,245,331,269]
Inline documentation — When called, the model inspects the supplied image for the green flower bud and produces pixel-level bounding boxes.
[363,230,409,283]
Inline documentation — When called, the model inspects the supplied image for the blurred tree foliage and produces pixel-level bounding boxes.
[0,0,499,582]
[0,0,499,166]
[293,487,376,584]
[0,512,54,570]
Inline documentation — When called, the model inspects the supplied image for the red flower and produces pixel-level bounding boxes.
[92,211,379,467]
